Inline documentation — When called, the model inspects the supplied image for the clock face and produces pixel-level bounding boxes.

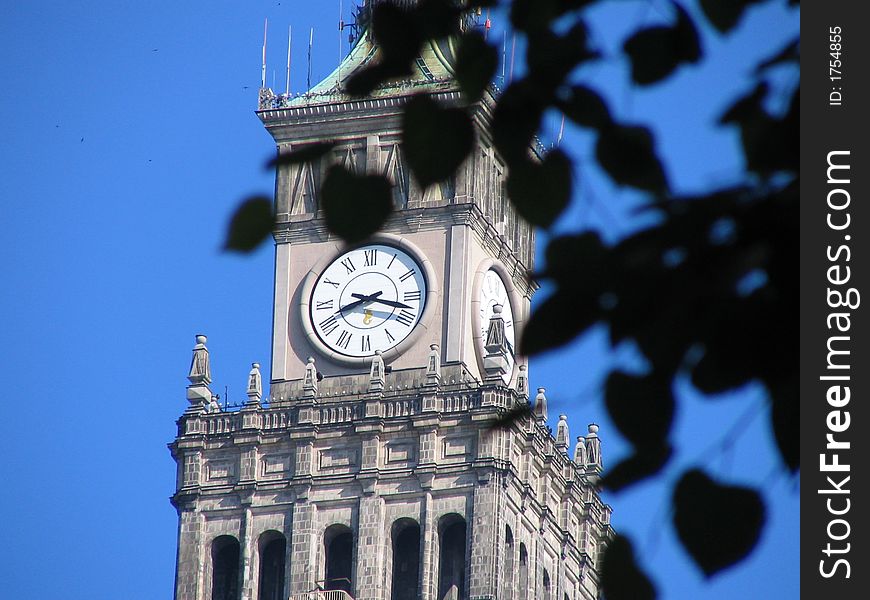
[308,244,427,358]
[478,269,516,382]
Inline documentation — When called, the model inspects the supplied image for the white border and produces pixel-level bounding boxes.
[297,232,439,367]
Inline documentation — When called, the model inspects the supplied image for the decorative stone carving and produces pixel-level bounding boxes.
[186,335,212,411]
[574,436,587,467]
[516,364,528,399]
[586,423,603,470]
[369,350,385,392]
[426,343,441,385]
[533,387,548,423]
[302,357,318,399]
[246,362,262,405]
[483,304,510,379]
[555,414,569,453]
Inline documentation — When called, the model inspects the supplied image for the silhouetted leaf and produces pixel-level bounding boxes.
[557,85,612,130]
[492,80,545,164]
[402,94,475,188]
[224,196,274,252]
[673,469,765,577]
[596,124,668,193]
[699,0,761,34]
[542,232,608,283]
[510,0,561,33]
[768,377,799,471]
[605,371,674,450]
[455,31,499,102]
[488,402,533,431]
[520,287,599,355]
[267,141,336,168]
[527,22,598,90]
[371,2,423,65]
[623,3,701,86]
[601,535,657,600]
[603,446,672,492]
[321,165,393,243]
[505,150,572,228]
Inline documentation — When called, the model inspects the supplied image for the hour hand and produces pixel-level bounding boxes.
[352,293,413,310]
[339,290,383,313]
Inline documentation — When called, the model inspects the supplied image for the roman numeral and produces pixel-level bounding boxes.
[364,249,378,267]
[505,320,513,328]
[323,278,340,289]
[404,290,421,302]
[319,315,339,336]
[388,253,397,268]
[361,335,371,353]
[341,258,356,274]
[316,299,334,310]
[399,269,415,282]
[336,330,352,349]
[395,309,416,326]
[385,329,396,343]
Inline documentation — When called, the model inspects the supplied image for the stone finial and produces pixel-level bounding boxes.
[186,335,212,411]
[302,357,318,399]
[187,335,211,385]
[483,304,510,380]
[516,364,528,399]
[426,343,441,385]
[246,362,262,405]
[533,387,548,423]
[585,423,602,470]
[555,414,570,453]
[369,350,385,392]
[574,436,587,466]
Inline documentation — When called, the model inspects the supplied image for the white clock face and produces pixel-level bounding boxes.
[479,269,516,382]
[308,244,427,358]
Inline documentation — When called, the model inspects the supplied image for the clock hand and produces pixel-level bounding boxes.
[351,294,413,310]
[338,290,383,313]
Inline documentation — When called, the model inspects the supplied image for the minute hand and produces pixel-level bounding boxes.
[339,290,383,313]
[351,294,413,310]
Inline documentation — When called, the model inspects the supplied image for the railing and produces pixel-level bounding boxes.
[288,591,354,600]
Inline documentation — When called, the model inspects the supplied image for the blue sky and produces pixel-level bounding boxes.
[0,1,798,598]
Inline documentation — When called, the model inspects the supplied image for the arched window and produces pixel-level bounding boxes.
[518,543,529,600]
[502,526,515,600]
[391,518,422,600]
[543,569,552,600]
[437,514,467,600]
[211,535,241,600]
[258,531,286,600]
[324,524,354,594]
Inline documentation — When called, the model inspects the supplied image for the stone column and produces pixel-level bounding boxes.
[468,478,498,599]
[288,500,317,595]
[419,491,437,600]
[354,494,387,600]
[173,507,203,600]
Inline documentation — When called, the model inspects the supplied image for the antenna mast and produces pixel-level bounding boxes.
[307,27,314,92]
[292,25,293,96]
[261,18,268,89]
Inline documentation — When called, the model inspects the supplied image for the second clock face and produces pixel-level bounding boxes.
[479,269,516,382]
[308,244,427,358]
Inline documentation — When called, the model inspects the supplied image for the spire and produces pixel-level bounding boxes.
[483,304,510,380]
[303,356,318,399]
[426,343,441,386]
[585,424,603,470]
[516,364,528,399]
[574,436,587,466]
[186,335,212,412]
[369,350,386,392]
[246,362,263,406]
[555,414,570,453]
[533,387,548,423]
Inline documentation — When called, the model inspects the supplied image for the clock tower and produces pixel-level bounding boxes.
[169,3,613,600]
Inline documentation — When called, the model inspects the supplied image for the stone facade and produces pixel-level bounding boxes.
[169,9,612,599]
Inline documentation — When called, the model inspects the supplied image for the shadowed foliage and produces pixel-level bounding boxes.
[230,0,799,592]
